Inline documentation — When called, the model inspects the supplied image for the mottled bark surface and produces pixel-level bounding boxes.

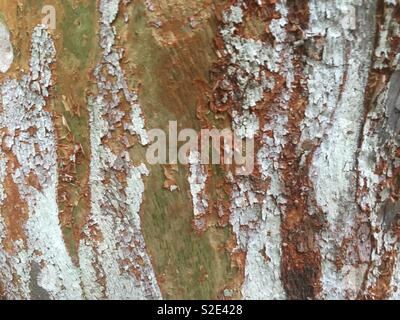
[0,0,399,300]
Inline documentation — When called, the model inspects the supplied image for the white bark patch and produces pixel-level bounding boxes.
[221,1,291,299]
[188,150,208,217]
[0,217,27,299]
[78,0,161,300]
[303,1,377,299]
[0,26,82,299]
[232,110,259,140]
[0,155,6,202]
[0,22,13,73]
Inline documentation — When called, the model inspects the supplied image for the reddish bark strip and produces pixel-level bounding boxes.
[277,1,324,300]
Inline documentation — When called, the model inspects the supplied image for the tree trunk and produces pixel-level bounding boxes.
[0,0,399,300]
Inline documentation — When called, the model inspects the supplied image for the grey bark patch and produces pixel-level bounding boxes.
[386,71,400,133]
[382,201,400,232]
[29,262,51,300]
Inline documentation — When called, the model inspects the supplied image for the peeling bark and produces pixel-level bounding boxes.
[78,0,160,299]
[0,0,400,300]
[0,26,81,299]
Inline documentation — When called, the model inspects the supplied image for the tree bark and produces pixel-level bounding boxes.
[0,0,399,300]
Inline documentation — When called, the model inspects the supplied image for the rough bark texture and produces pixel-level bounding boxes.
[0,0,399,300]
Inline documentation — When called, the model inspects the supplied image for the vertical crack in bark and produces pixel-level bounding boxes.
[278,0,325,300]
[0,21,13,74]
